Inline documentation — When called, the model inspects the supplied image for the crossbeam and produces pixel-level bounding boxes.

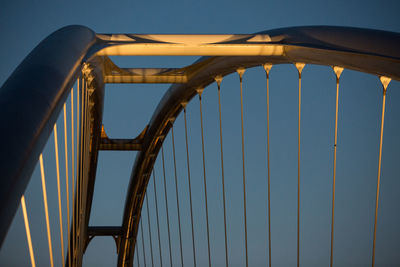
[99,138,142,151]
[87,226,122,236]
[85,226,122,255]
[96,34,284,56]
[104,68,187,84]
[99,125,145,151]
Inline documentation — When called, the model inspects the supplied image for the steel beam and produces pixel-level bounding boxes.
[0,25,97,247]
[104,68,187,84]
[99,139,142,151]
[87,226,122,236]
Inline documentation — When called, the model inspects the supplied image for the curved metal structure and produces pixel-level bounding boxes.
[0,25,399,267]
[110,27,400,266]
[0,25,97,246]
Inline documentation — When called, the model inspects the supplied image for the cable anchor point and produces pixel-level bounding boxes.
[295,62,306,77]
[380,76,391,94]
[215,75,223,87]
[196,87,205,98]
[263,63,273,75]
[181,101,188,109]
[237,67,246,81]
[167,117,176,124]
[332,66,344,80]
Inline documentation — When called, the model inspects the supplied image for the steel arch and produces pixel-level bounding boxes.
[1,25,400,267]
[113,27,400,266]
[0,25,100,247]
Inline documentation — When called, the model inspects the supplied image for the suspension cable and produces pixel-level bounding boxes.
[79,78,89,258]
[237,68,248,267]
[21,195,36,267]
[140,221,147,267]
[74,76,82,263]
[39,154,54,267]
[136,236,141,267]
[295,63,305,267]
[263,63,273,267]
[372,76,391,267]
[171,126,184,267]
[330,66,343,267]
[161,146,173,267]
[78,77,85,247]
[77,77,85,261]
[197,88,212,267]
[215,76,229,267]
[145,194,154,267]
[63,101,71,267]
[152,170,163,267]
[71,78,78,265]
[82,78,90,258]
[54,124,65,267]
[183,104,197,267]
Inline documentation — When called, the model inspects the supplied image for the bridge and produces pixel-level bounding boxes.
[0,25,400,266]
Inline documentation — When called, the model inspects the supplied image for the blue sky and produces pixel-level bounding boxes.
[1,0,400,266]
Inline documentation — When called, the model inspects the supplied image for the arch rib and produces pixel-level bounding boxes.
[116,27,400,266]
[0,25,97,247]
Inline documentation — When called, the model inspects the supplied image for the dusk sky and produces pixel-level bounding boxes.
[1,0,400,266]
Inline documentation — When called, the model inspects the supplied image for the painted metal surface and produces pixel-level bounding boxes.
[94,26,400,80]
[114,28,400,266]
[0,25,97,248]
[1,25,400,266]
